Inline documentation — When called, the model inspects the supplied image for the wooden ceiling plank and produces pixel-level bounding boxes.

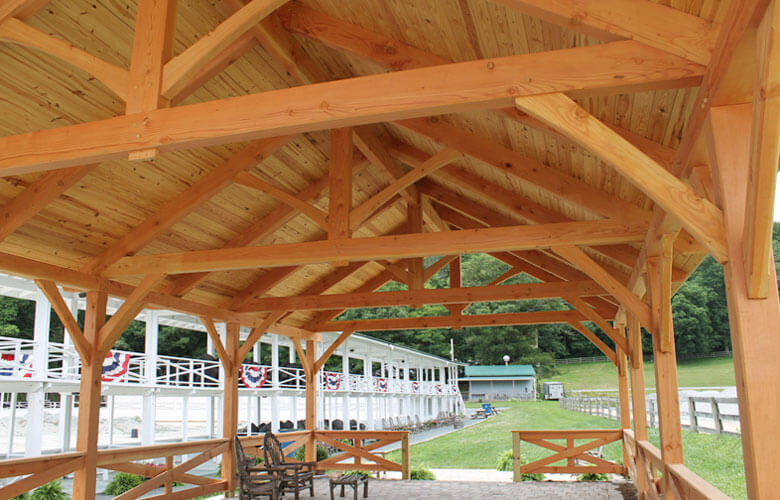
[489,0,717,65]
[241,280,605,312]
[329,128,353,241]
[0,40,704,177]
[745,3,780,298]
[0,0,48,23]
[35,279,91,365]
[161,0,289,99]
[516,93,728,263]
[351,148,459,230]
[97,272,167,354]
[567,321,617,366]
[0,164,97,243]
[234,171,328,230]
[103,219,647,277]
[280,4,679,171]
[395,118,651,224]
[553,245,653,329]
[315,310,586,332]
[421,197,451,233]
[82,136,292,275]
[0,18,130,100]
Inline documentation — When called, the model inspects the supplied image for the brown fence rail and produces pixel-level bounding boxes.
[511,429,625,480]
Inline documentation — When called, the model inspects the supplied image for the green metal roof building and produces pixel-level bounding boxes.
[461,365,536,401]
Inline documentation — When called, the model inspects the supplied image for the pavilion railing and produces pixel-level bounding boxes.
[511,429,625,481]
[623,429,732,500]
[0,430,410,498]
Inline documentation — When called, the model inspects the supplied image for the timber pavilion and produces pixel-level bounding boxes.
[0,0,778,499]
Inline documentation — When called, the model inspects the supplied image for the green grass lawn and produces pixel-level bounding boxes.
[542,356,736,392]
[388,401,746,500]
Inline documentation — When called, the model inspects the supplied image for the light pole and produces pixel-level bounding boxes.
[503,355,510,366]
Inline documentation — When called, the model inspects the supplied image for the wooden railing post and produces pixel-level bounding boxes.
[512,431,521,482]
[164,455,174,495]
[401,432,410,480]
[72,291,107,500]
[688,398,698,433]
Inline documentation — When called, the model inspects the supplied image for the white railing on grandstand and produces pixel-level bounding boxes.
[0,336,459,396]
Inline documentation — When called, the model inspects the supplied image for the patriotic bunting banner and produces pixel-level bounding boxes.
[435,384,443,394]
[451,384,458,393]
[325,373,342,390]
[0,353,33,377]
[102,351,131,382]
[411,381,420,393]
[241,365,269,388]
[375,377,388,392]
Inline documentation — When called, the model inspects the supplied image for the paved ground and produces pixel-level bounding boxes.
[259,477,638,500]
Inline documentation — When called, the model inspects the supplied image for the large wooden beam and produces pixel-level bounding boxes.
[82,136,291,274]
[553,245,653,330]
[0,164,96,243]
[161,0,288,99]
[563,295,629,354]
[35,280,91,365]
[745,2,780,298]
[515,93,727,263]
[488,0,718,65]
[97,273,166,354]
[316,310,586,332]
[104,219,647,277]
[0,41,704,177]
[567,321,617,365]
[708,103,780,500]
[240,280,605,313]
[0,19,129,99]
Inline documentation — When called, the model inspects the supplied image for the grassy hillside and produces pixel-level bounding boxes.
[388,401,745,499]
[541,356,736,392]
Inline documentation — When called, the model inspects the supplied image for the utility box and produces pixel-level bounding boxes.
[543,381,564,400]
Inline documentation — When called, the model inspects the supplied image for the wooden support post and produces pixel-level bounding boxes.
[305,339,317,463]
[408,189,424,296]
[647,252,683,500]
[708,104,780,500]
[512,431,522,482]
[72,291,107,500]
[222,322,239,493]
[401,432,410,480]
[616,325,631,473]
[329,128,353,242]
[628,314,650,500]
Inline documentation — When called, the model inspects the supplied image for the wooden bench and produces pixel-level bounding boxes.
[329,473,368,500]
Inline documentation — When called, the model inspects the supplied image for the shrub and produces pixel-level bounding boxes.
[293,444,329,462]
[495,449,513,471]
[104,472,145,495]
[12,493,30,500]
[410,465,435,480]
[578,472,609,481]
[30,481,68,500]
[495,450,543,480]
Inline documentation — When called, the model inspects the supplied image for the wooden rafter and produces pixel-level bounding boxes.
[0,19,129,99]
[223,266,298,311]
[515,93,727,262]
[0,40,703,177]
[313,329,356,374]
[200,317,232,371]
[0,164,97,243]
[103,219,646,277]
[552,245,653,330]
[161,0,288,99]
[236,311,285,362]
[234,172,328,230]
[315,310,587,332]
[329,128,353,241]
[35,280,91,364]
[0,0,49,23]
[489,0,717,65]
[83,136,291,275]
[241,280,606,313]
[564,295,628,354]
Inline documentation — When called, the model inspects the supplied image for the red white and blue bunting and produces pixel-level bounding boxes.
[435,384,443,394]
[411,381,419,393]
[102,351,131,382]
[241,365,269,388]
[0,353,33,377]
[325,373,342,390]
[375,377,388,393]
[451,384,458,394]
